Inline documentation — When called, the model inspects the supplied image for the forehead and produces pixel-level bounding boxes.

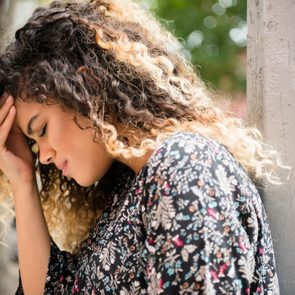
[15,100,80,133]
[15,100,47,123]
[15,100,57,133]
[15,100,44,112]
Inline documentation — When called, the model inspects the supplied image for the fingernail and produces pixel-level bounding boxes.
[6,96,13,104]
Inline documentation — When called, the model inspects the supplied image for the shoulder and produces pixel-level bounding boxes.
[145,131,242,180]
[141,131,258,203]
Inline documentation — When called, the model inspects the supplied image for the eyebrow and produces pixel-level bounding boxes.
[27,114,40,136]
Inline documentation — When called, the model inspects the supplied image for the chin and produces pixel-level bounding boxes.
[75,178,96,187]
[74,167,112,187]
[74,173,102,187]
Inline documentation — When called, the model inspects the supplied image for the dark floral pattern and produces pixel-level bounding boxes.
[16,131,279,294]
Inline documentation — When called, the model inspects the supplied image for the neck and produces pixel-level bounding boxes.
[117,149,155,175]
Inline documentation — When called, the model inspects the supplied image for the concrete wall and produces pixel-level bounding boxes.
[247,1,295,293]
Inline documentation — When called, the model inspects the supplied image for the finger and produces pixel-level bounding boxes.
[0,95,14,125]
[0,92,10,108]
[0,106,16,145]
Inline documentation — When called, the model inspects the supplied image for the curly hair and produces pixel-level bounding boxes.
[0,0,284,253]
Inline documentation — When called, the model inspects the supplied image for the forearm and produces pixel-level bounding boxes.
[13,182,50,295]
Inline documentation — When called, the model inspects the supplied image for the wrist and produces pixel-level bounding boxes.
[12,179,39,201]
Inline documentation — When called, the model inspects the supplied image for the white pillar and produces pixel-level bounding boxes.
[247,1,295,293]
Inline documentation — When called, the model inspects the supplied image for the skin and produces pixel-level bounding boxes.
[0,94,51,295]
[13,99,154,187]
[0,94,154,294]
[15,100,115,187]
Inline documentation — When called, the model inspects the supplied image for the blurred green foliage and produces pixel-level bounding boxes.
[149,0,247,95]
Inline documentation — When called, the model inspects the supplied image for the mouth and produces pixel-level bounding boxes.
[57,161,68,176]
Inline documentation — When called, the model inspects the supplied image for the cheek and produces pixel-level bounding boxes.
[76,134,112,176]
[49,126,69,152]
[62,126,96,165]
[72,145,113,186]
[50,116,86,153]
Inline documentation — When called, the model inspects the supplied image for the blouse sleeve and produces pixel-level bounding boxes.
[141,135,269,294]
[15,238,78,295]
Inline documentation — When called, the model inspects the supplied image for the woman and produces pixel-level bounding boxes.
[0,0,281,294]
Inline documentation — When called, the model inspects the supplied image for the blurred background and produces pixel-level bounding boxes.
[0,0,247,293]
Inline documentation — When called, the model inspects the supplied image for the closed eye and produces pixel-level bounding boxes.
[39,123,47,137]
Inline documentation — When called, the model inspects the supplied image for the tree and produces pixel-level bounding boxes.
[149,0,246,96]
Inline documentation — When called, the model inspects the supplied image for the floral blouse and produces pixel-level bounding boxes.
[16,131,279,294]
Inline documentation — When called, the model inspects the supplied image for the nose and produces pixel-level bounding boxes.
[38,141,56,165]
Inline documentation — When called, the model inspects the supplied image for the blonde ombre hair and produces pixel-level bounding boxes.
[0,0,285,253]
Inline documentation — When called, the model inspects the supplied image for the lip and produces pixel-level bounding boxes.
[57,160,68,176]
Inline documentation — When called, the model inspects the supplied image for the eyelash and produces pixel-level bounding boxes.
[39,123,47,137]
